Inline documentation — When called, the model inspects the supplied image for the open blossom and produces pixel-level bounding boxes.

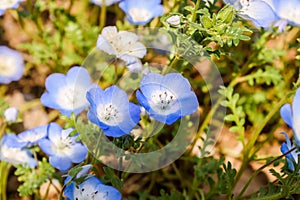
[0,134,37,168]
[38,123,88,171]
[0,0,24,16]
[136,73,199,125]
[87,85,141,137]
[17,125,48,146]
[119,0,164,25]
[280,132,300,172]
[223,0,300,31]
[97,26,146,69]
[64,176,122,200]
[91,0,121,6]
[0,46,24,84]
[280,87,300,145]
[41,67,96,117]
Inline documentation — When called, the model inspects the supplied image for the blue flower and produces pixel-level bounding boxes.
[86,85,141,137]
[0,46,24,84]
[267,0,300,27]
[64,176,122,200]
[0,0,24,16]
[224,0,279,29]
[41,66,97,117]
[17,125,48,146]
[280,132,300,172]
[119,0,164,25]
[91,0,121,7]
[0,134,37,168]
[280,88,300,145]
[136,73,199,125]
[38,123,88,171]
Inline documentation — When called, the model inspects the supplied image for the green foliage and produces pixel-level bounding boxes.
[15,158,55,197]
[102,167,123,189]
[243,66,283,86]
[219,86,246,143]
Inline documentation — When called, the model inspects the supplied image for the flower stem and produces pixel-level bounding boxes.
[0,162,10,200]
[191,0,201,23]
[232,92,293,196]
[162,55,181,74]
[99,0,107,31]
[236,147,297,199]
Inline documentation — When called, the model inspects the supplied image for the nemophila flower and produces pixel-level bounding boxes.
[4,107,18,122]
[266,0,300,27]
[38,123,88,171]
[280,88,300,145]
[280,132,300,172]
[64,176,122,200]
[0,134,37,168]
[136,73,199,125]
[96,26,146,71]
[17,125,48,146]
[86,85,141,137]
[0,46,24,84]
[41,66,96,117]
[223,0,279,29]
[119,0,164,25]
[0,0,24,16]
[91,0,121,7]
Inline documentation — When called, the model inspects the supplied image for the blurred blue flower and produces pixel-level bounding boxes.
[0,46,24,84]
[280,88,300,145]
[224,0,300,31]
[64,176,122,200]
[136,73,199,125]
[223,0,279,29]
[41,66,96,117]
[17,125,48,146]
[91,0,121,6]
[96,26,146,71]
[119,0,164,25]
[4,107,18,122]
[0,134,37,168]
[280,132,300,172]
[86,85,141,137]
[38,123,88,171]
[0,0,24,16]
[266,0,300,27]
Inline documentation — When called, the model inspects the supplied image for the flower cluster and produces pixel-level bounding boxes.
[224,0,300,31]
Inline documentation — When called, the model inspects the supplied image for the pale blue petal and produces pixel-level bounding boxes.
[280,104,293,128]
[136,90,151,111]
[47,123,63,142]
[178,92,199,116]
[68,144,88,163]
[38,138,54,155]
[50,156,72,171]
[162,73,193,96]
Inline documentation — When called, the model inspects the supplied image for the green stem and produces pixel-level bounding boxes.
[236,147,297,199]
[187,77,239,156]
[162,55,181,74]
[0,162,10,200]
[191,0,201,23]
[232,92,292,195]
[99,0,107,31]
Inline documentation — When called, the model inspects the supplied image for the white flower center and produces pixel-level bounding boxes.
[53,137,73,153]
[0,0,17,9]
[56,85,87,110]
[129,8,152,23]
[151,90,177,112]
[74,186,109,200]
[97,104,122,126]
[0,55,18,76]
